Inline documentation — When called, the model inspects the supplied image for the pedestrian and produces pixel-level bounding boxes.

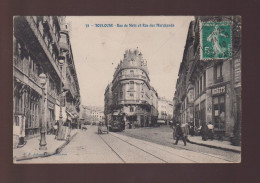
[54,121,58,139]
[190,122,195,136]
[172,124,176,140]
[207,122,214,140]
[201,122,209,141]
[174,122,187,146]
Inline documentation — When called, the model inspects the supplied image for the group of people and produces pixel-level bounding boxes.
[172,121,215,146]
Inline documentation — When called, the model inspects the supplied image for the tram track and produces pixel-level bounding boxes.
[98,130,233,163]
[109,132,233,163]
[170,143,235,163]
[109,133,197,163]
[98,133,126,163]
[109,133,168,163]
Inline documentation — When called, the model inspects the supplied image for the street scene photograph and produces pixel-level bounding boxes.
[13,16,241,163]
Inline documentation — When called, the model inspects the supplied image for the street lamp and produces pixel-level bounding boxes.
[39,73,47,150]
[57,55,65,140]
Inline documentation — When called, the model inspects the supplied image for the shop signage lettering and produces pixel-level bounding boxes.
[212,86,226,95]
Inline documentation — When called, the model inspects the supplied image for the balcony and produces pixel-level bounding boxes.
[42,16,60,51]
[25,16,62,79]
[118,99,150,105]
[120,74,147,80]
[29,72,39,85]
[13,57,23,72]
[113,74,148,85]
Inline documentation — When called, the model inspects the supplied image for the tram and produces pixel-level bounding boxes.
[107,112,125,132]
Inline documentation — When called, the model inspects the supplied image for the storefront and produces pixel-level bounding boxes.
[47,100,55,133]
[13,80,41,139]
[211,85,226,133]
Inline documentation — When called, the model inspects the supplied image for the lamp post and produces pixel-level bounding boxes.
[39,73,47,150]
[57,55,65,140]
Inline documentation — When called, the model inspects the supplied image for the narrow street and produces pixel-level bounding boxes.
[21,126,238,163]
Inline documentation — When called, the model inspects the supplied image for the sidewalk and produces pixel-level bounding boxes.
[13,129,78,162]
[187,135,241,153]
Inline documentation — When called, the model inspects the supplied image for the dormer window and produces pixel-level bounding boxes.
[130,58,134,65]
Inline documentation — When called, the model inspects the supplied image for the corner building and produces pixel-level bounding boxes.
[109,48,158,127]
[173,16,241,139]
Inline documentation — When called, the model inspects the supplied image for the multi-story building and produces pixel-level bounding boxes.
[158,97,173,124]
[91,110,104,122]
[13,16,80,140]
[80,105,104,123]
[173,16,241,141]
[59,19,81,126]
[150,87,159,125]
[105,48,158,127]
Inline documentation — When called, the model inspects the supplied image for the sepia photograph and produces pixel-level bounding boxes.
[13,16,241,163]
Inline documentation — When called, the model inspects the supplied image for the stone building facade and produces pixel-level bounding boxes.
[104,83,113,124]
[158,97,173,124]
[173,16,241,140]
[13,16,80,139]
[80,105,104,123]
[105,48,158,127]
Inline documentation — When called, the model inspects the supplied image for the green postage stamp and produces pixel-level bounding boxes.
[200,21,232,60]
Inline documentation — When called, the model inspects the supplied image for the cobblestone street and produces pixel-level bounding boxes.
[120,126,241,162]
[19,125,240,163]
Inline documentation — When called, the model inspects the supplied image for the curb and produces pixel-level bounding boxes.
[186,138,241,153]
[14,132,78,161]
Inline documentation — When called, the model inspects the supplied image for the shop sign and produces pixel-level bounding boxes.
[212,85,226,96]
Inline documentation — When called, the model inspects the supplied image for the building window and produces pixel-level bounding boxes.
[200,76,202,94]
[195,80,199,98]
[214,62,223,82]
[130,70,134,76]
[120,92,123,99]
[130,93,134,99]
[203,72,206,91]
[130,106,134,112]
[130,81,134,90]
[60,34,67,44]
[195,104,200,127]
[213,95,225,130]
[130,58,134,65]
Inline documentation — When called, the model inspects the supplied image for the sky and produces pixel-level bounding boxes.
[66,16,194,107]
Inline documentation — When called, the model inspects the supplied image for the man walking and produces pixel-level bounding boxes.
[174,122,187,146]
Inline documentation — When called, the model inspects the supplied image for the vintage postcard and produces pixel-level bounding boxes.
[13,16,241,163]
